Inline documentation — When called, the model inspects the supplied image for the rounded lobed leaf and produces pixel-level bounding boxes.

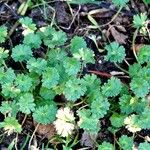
[0,117,22,135]
[17,93,35,115]
[119,135,133,150]
[11,44,33,62]
[98,141,115,150]
[33,104,57,125]
[42,67,60,89]
[23,33,42,49]
[130,78,149,98]
[71,36,87,53]
[63,57,81,76]
[27,58,47,75]
[0,26,7,43]
[102,77,122,97]
[15,74,33,92]
[104,42,126,63]
[63,78,87,101]
[138,45,150,64]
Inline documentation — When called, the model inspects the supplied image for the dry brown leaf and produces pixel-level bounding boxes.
[109,26,128,44]
[80,131,97,148]
[34,122,56,139]
[116,25,127,32]
[134,44,144,53]
[89,8,113,18]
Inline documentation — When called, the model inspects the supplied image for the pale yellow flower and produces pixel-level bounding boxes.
[56,107,75,122]
[124,115,141,133]
[54,119,74,137]
[54,107,75,137]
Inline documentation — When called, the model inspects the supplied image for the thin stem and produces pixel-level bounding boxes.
[21,114,27,126]
[100,6,123,27]
[3,61,8,69]
[15,134,18,150]
[115,63,129,74]
[124,59,130,66]
[28,123,40,149]
[132,28,139,62]
[20,62,26,70]
[20,134,30,150]
[73,101,84,107]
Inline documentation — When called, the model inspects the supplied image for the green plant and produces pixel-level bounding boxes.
[104,42,126,63]
[0,117,22,135]
[0,14,150,149]
[138,142,150,150]
[12,44,33,62]
[112,0,129,7]
[0,26,7,43]
[102,77,122,97]
[133,13,148,29]
[98,141,115,150]
[119,135,133,150]
[143,0,150,4]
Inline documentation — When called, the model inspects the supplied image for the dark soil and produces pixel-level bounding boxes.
[0,0,149,149]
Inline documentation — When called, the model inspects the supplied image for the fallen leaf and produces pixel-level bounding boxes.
[109,25,128,44]
[134,44,144,53]
[80,131,97,148]
[115,25,126,32]
[34,122,56,139]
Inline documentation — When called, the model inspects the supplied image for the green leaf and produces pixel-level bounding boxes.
[15,74,33,92]
[133,13,147,28]
[138,45,150,64]
[71,36,87,53]
[47,49,67,65]
[128,63,142,78]
[77,109,100,133]
[33,104,57,124]
[124,114,141,133]
[104,42,126,63]
[42,67,60,89]
[23,33,42,49]
[68,0,98,4]
[110,113,126,128]
[130,78,149,98]
[63,78,87,101]
[17,93,35,114]
[119,94,147,115]
[143,0,150,4]
[63,57,81,76]
[0,67,16,85]
[73,48,95,64]
[19,17,37,35]
[40,87,56,100]
[98,141,115,150]
[19,17,37,31]
[112,0,129,7]
[0,47,9,65]
[91,97,110,119]
[83,74,101,94]
[19,17,36,30]
[0,117,22,135]
[137,108,150,129]
[11,44,33,62]
[0,26,7,43]
[119,135,133,150]
[27,58,47,75]
[139,142,150,150]
[39,26,67,48]
[2,83,21,98]
[0,101,18,117]
[102,77,122,97]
